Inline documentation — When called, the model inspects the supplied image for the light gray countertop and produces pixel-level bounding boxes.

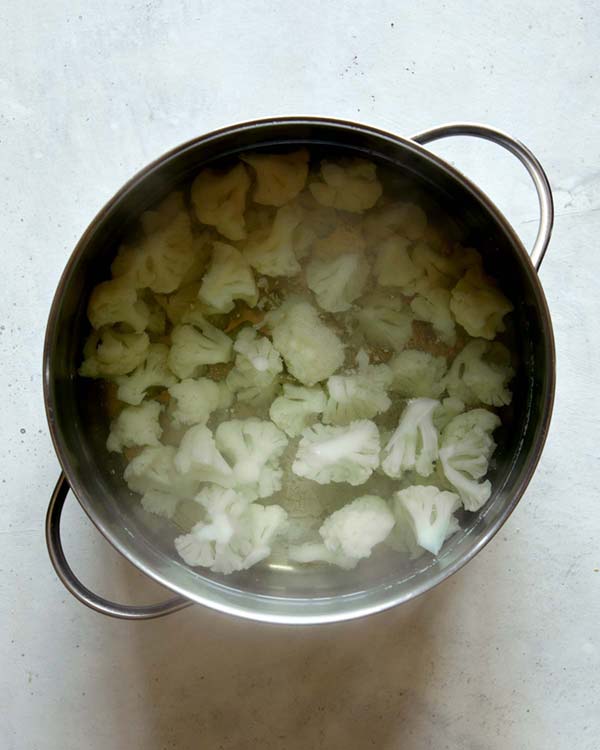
[2,2,599,748]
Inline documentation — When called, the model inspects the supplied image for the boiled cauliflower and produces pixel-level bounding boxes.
[79,329,149,378]
[306,252,369,313]
[87,278,149,333]
[124,444,201,500]
[311,224,366,260]
[265,299,345,386]
[450,266,513,339]
[393,485,460,555]
[115,343,177,405]
[174,424,234,487]
[410,286,456,345]
[154,281,202,325]
[309,159,382,213]
[242,203,303,277]
[381,398,440,479]
[373,235,423,292]
[433,397,466,431]
[197,242,258,313]
[168,311,233,379]
[140,490,181,520]
[389,350,448,399]
[241,149,309,206]
[106,400,163,453]
[292,420,380,486]
[439,408,501,511]
[445,339,514,407]
[355,293,413,352]
[269,384,326,437]
[191,163,250,241]
[226,327,283,406]
[323,362,392,425]
[363,201,428,245]
[412,242,481,291]
[168,377,222,427]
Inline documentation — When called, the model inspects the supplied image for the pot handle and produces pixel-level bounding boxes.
[411,123,554,270]
[45,474,192,620]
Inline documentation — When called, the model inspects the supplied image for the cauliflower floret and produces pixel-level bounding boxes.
[381,398,440,479]
[168,312,233,379]
[79,329,150,378]
[355,293,413,352]
[225,327,283,406]
[215,418,288,499]
[412,242,481,291]
[363,201,428,245]
[323,363,392,425]
[450,266,514,339]
[106,400,163,453]
[124,444,201,500]
[115,343,177,405]
[198,242,258,313]
[410,286,456,345]
[311,224,366,260]
[393,485,460,555]
[143,293,167,335]
[87,278,150,333]
[265,299,345,386]
[309,159,382,213]
[242,203,303,277]
[439,408,501,511]
[168,377,222,427]
[175,486,288,574]
[433,396,466,431]
[389,350,448,398]
[289,495,395,569]
[174,424,234,487]
[445,339,514,406]
[293,420,380,486]
[190,163,250,241]
[154,281,202,325]
[269,384,326,437]
[140,490,180,520]
[241,149,309,206]
[373,235,424,292]
[306,253,369,313]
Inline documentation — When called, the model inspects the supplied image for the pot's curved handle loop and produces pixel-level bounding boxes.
[46,474,192,620]
[411,122,554,270]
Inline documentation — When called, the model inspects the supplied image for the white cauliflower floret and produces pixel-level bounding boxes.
[197,242,258,313]
[175,486,288,574]
[226,327,283,406]
[389,350,448,398]
[190,163,250,241]
[79,329,150,378]
[439,408,501,511]
[289,495,395,569]
[140,490,181,520]
[363,201,428,245]
[269,384,326,437]
[410,286,456,345]
[306,252,369,313]
[168,377,222,427]
[373,235,424,292]
[393,486,460,555]
[311,224,366,260]
[265,299,345,386]
[446,339,514,407]
[381,398,440,479]
[174,424,234,487]
[292,420,380,486]
[309,159,382,213]
[450,266,513,339]
[106,400,163,453]
[87,278,149,333]
[115,343,177,405]
[124,444,201,500]
[412,242,481,291]
[355,293,413,352]
[323,363,392,425]
[241,149,309,206]
[215,418,288,499]
[242,203,303,277]
[433,397,466,431]
[168,311,233,379]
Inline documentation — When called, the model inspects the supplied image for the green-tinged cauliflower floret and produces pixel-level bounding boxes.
[226,327,283,407]
[373,235,424,292]
[356,293,414,352]
[269,384,326,437]
[323,362,392,425]
[242,203,303,277]
[381,398,440,479]
[265,299,345,386]
[392,485,460,555]
[115,343,177,405]
[215,418,288,499]
[168,377,222,427]
[433,397,466,431]
[289,495,395,569]
[124,444,201,501]
[445,339,514,406]
[412,242,481,291]
[197,242,258,313]
[450,265,514,339]
[306,252,369,313]
[168,311,233,379]
[190,163,250,241]
[293,420,380,486]
[439,408,501,511]
[87,278,150,333]
[410,286,456,345]
[363,201,428,245]
[309,159,382,213]
[106,400,163,453]
[174,486,288,574]
[241,149,309,206]
[79,329,150,378]
[389,350,448,399]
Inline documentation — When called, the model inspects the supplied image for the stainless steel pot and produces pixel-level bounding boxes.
[44,118,555,624]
